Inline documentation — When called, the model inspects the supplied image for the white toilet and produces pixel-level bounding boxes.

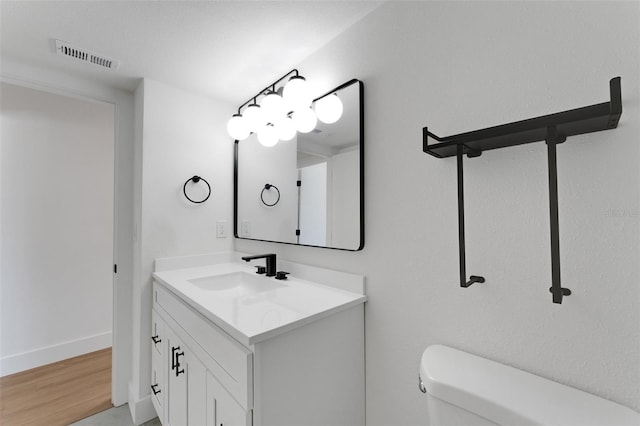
[420,345,640,426]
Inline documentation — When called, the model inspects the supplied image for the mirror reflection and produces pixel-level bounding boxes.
[235,79,363,250]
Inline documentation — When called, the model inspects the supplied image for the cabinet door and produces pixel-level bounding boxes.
[152,310,165,357]
[207,372,251,426]
[151,310,166,423]
[165,326,209,426]
[167,328,188,426]
[186,349,207,426]
[151,355,166,422]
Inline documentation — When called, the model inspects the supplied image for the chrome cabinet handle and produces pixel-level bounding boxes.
[418,375,427,393]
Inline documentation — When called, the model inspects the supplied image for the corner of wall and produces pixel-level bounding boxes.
[128,381,156,425]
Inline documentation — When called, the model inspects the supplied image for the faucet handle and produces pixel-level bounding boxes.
[275,271,289,280]
[255,265,266,274]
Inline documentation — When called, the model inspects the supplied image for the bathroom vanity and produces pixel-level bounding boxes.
[150,253,366,426]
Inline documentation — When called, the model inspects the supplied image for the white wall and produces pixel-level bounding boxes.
[330,148,359,248]
[237,134,298,243]
[0,83,114,375]
[236,1,640,423]
[130,79,235,423]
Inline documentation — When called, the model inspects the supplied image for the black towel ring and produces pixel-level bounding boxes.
[183,176,211,204]
[261,184,280,207]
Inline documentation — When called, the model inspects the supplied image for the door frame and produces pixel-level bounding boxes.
[1,64,134,406]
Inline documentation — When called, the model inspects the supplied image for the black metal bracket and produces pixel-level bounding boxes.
[545,125,571,303]
[423,77,622,303]
[456,144,485,288]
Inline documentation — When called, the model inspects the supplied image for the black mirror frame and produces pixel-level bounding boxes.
[233,78,364,251]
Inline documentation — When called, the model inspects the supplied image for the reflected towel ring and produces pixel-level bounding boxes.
[261,184,280,207]
[183,176,211,204]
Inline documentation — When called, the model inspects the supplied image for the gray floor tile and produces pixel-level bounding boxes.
[69,404,160,426]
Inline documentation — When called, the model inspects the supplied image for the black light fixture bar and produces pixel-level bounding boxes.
[236,69,300,114]
[423,77,622,304]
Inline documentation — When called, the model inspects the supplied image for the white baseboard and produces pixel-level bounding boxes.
[0,331,112,377]
[128,382,157,425]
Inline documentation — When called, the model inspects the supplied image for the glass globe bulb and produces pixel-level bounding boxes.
[260,91,286,124]
[226,114,250,140]
[257,124,279,147]
[283,76,312,111]
[243,103,265,133]
[292,107,317,133]
[275,116,296,141]
[314,93,343,124]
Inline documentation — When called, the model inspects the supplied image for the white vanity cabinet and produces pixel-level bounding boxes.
[152,310,236,426]
[152,284,252,426]
[206,371,251,426]
[151,274,365,426]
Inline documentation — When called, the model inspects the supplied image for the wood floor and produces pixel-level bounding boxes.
[0,348,112,426]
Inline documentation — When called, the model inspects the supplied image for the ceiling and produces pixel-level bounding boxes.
[0,1,381,104]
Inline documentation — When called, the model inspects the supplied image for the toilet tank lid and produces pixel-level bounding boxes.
[420,345,640,426]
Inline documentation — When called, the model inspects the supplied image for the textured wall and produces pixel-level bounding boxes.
[236,2,640,423]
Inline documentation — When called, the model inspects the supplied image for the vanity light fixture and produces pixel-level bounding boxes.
[315,93,343,124]
[260,91,286,123]
[276,116,297,141]
[292,107,317,133]
[257,123,279,147]
[227,114,250,141]
[227,69,338,147]
[283,75,312,110]
[243,103,264,134]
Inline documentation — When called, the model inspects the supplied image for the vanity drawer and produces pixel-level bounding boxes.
[151,310,164,357]
[153,282,253,410]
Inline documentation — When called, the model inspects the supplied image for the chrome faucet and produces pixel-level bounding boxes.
[241,253,277,277]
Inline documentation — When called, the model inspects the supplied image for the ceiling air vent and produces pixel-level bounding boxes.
[54,39,119,70]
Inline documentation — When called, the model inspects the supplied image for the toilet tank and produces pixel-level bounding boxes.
[420,345,640,426]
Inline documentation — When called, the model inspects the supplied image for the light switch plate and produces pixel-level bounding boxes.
[216,221,228,238]
[241,220,251,237]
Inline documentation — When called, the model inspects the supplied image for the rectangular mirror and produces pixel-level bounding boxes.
[234,79,363,250]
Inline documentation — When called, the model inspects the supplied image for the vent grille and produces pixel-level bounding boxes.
[55,40,119,70]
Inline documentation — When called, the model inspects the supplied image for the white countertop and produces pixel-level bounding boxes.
[153,260,366,347]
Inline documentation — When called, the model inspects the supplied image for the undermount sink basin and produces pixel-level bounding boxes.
[188,271,286,293]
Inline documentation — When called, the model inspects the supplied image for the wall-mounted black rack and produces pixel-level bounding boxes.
[423,77,622,304]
